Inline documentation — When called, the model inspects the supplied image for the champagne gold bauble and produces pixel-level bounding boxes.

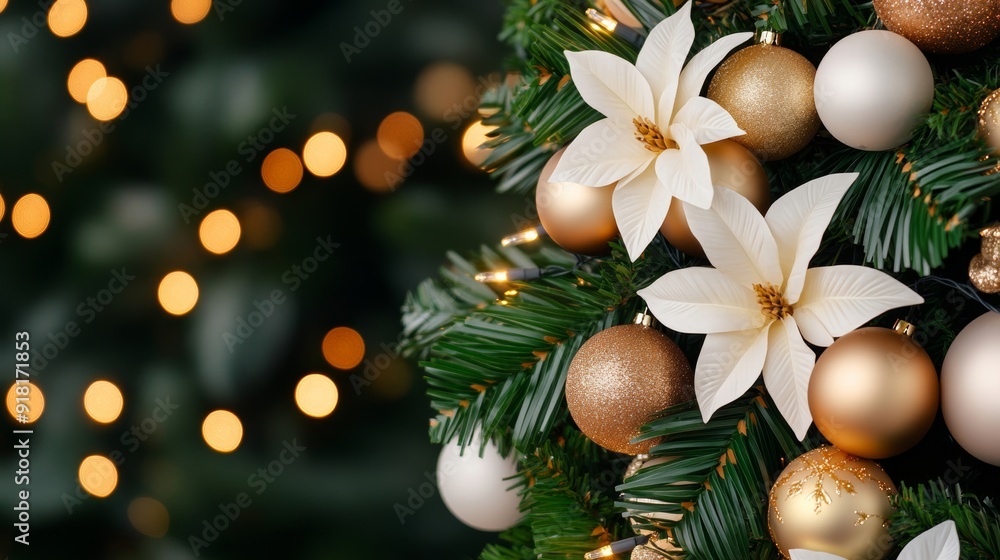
[707,43,820,160]
[968,225,1000,294]
[536,148,618,255]
[768,446,897,560]
[565,315,693,455]
[873,0,1000,54]
[630,546,667,560]
[978,90,1000,156]
[660,140,770,257]
[808,322,939,459]
[941,312,1000,466]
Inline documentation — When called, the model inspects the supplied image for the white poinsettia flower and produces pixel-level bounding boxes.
[550,1,751,261]
[790,520,960,560]
[636,173,924,439]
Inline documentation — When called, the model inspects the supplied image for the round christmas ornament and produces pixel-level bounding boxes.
[969,225,1000,293]
[565,313,693,454]
[707,35,820,160]
[437,432,522,531]
[813,30,934,151]
[941,311,1000,466]
[978,89,1000,156]
[873,0,1000,54]
[659,140,770,257]
[768,446,898,560]
[623,455,683,554]
[808,321,939,459]
[536,147,618,255]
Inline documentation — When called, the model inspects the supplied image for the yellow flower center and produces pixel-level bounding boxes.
[753,283,792,321]
[633,117,676,153]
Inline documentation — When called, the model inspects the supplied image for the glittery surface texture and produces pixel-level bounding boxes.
[565,324,693,455]
[707,44,820,161]
[970,253,1000,293]
[874,0,1000,54]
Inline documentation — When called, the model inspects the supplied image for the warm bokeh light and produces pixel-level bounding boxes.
[0,192,5,222]
[302,132,347,177]
[238,200,282,250]
[202,410,243,453]
[48,0,88,38]
[83,380,124,424]
[295,373,339,418]
[157,271,199,316]
[309,113,351,144]
[79,455,118,498]
[67,58,106,103]
[377,111,425,160]
[12,194,51,239]
[198,209,241,254]
[128,497,170,538]
[462,120,498,167]
[321,327,365,370]
[86,77,128,121]
[170,0,211,24]
[0,0,7,13]
[414,62,478,119]
[261,148,304,193]
[353,139,403,193]
[6,382,44,424]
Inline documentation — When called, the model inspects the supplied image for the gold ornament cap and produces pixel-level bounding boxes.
[756,30,781,46]
[892,319,915,337]
[970,224,1000,294]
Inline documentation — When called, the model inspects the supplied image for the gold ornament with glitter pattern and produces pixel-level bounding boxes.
[707,37,820,161]
[874,0,1000,54]
[768,446,897,560]
[969,224,1000,293]
[565,314,693,455]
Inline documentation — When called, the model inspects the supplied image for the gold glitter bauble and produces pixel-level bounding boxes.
[630,546,667,560]
[874,0,1000,54]
[808,324,939,459]
[660,140,770,257]
[768,446,898,560]
[536,147,619,255]
[565,322,693,455]
[970,254,1000,293]
[623,456,684,554]
[707,44,820,161]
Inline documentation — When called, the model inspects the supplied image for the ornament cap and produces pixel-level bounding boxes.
[633,311,655,327]
[893,319,916,337]
[756,30,781,46]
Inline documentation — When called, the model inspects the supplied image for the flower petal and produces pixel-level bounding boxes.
[673,96,745,145]
[789,550,845,560]
[762,316,816,441]
[566,50,655,125]
[765,173,858,303]
[683,185,784,286]
[675,32,753,114]
[551,119,650,186]
[612,160,671,261]
[795,265,925,343]
[793,307,835,347]
[694,328,769,422]
[639,267,767,334]
[636,0,693,124]
[898,520,960,560]
[657,124,713,209]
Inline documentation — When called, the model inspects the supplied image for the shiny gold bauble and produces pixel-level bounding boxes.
[768,446,898,560]
[630,546,667,560]
[808,323,939,459]
[942,312,1000,466]
[970,254,1000,293]
[707,44,820,161]
[874,0,1000,54]
[536,148,618,255]
[565,320,693,455]
[659,140,770,257]
[978,89,1000,156]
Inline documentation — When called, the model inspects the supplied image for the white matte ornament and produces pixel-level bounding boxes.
[814,30,934,151]
[941,312,1000,466]
[437,433,522,531]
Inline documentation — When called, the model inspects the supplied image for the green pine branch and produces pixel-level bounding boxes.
[891,481,1000,560]
[618,391,806,560]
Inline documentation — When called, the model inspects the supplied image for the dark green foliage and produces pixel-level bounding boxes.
[891,482,1000,560]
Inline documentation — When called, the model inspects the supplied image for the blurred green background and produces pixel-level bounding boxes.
[0,0,521,557]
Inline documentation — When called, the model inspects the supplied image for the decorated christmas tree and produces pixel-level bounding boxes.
[402,1,1000,558]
